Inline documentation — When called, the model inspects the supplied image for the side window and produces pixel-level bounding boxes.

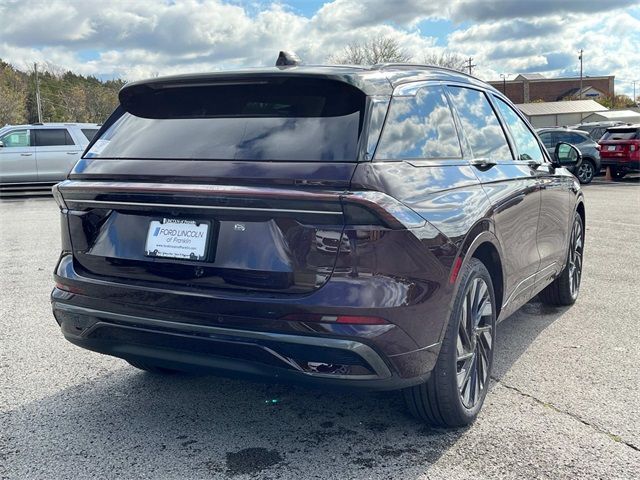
[0,129,30,147]
[568,133,586,144]
[538,132,556,148]
[81,128,99,142]
[375,85,461,160]
[447,87,512,161]
[34,129,75,147]
[494,97,544,161]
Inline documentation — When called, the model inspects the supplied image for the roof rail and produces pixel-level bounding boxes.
[370,63,476,79]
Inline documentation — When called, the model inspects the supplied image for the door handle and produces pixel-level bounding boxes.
[470,158,497,168]
[66,152,80,155]
[20,153,33,156]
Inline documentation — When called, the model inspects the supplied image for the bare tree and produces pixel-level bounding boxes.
[422,51,467,72]
[329,36,412,65]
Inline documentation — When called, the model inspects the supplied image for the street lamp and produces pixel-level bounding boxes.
[500,73,507,94]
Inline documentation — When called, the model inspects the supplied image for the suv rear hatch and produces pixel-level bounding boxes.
[57,75,394,294]
[599,126,640,161]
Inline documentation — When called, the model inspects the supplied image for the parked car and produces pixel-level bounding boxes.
[51,62,585,427]
[569,121,625,142]
[598,124,640,178]
[0,123,100,190]
[537,128,601,184]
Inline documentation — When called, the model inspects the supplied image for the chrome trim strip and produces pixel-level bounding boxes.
[387,341,440,357]
[502,262,557,308]
[66,199,343,216]
[53,303,392,379]
[58,179,341,201]
[58,180,427,229]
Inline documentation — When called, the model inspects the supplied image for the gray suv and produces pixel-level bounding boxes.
[0,123,100,191]
[537,128,601,184]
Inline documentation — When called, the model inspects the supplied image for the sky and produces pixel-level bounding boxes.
[1,0,639,97]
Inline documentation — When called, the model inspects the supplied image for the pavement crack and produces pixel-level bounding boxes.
[491,376,640,453]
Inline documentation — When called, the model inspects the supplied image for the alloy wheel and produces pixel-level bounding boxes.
[456,277,493,409]
[568,217,583,298]
[576,162,594,183]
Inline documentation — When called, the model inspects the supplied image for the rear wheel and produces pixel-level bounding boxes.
[403,258,496,427]
[126,359,181,374]
[576,159,595,184]
[539,213,583,306]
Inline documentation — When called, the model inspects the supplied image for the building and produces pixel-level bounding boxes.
[581,109,640,124]
[489,73,615,104]
[516,100,608,128]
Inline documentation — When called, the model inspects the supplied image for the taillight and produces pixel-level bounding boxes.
[51,183,67,210]
[282,313,389,325]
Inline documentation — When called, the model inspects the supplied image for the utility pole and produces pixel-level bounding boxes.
[633,80,638,106]
[578,49,583,100]
[34,62,43,123]
[500,73,507,94]
[466,57,476,76]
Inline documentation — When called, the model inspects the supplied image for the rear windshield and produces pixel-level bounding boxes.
[601,128,640,141]
[85,78,366,161]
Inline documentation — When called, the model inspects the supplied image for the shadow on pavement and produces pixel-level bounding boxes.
[3,300,570,478]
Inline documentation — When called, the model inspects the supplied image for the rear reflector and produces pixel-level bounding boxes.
[282,313,389,325]
[449,257,463,284]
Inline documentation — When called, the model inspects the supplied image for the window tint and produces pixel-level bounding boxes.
[375,86,461,160]
[557,132,586,144]
[0,129,30,147]
[494,98,544,161]
[35,129,75,146]
[538,132,556,148]
[447,87,511,160]
[601,128,640,141]
[81,128,99,141]
[86,79,365,162]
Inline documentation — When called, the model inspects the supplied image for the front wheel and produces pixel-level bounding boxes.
[576,159,595,184]
[403,258,496,427]
[539,213,584,306]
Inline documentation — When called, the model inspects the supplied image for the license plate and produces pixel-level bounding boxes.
[607,145,616,151]
[145,218,209,261]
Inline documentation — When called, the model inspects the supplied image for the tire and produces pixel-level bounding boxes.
[403,258,496,427]
[610,166,626,179]
[126,359,180,374]
[575,159,595,184]
[539,213,584,306]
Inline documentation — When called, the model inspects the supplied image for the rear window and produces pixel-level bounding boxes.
[34,129,75,146]
[85,78,366,162]
[81,128,99,141]
[601,128,640,141]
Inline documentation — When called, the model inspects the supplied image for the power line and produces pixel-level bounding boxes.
[34,63,43,123]
[466,57,476,76]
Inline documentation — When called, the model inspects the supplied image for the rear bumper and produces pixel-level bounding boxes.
[52,300,430,391]
[600,158,640,170]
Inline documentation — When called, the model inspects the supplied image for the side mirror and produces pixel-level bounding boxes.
[553,142,582,168]
[0,141,4,147]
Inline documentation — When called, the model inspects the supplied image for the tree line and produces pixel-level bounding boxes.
[0,59,125,126]
[0,39,470,126]
[5,37,628,127]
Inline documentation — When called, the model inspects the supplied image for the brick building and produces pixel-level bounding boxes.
[488,73,615,104]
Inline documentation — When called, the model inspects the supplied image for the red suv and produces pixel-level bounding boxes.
[599,124,640,178]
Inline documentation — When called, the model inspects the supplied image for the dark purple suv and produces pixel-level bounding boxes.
[51,63,585,427]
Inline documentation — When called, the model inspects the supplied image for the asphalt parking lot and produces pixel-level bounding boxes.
[1,177,639,480]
